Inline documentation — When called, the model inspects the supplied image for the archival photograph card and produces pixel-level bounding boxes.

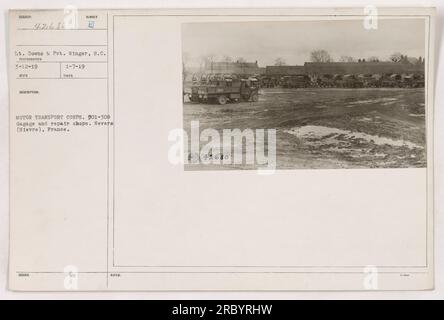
[8,7,435,291]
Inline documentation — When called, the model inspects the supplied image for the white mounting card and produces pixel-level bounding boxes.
[8,7,435,291]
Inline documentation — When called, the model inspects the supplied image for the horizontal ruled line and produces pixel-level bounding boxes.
[17,271,429,274]
[16,44,108,47]
[16,61,107,63]
[16,77,107,80]
[17,28,107,31]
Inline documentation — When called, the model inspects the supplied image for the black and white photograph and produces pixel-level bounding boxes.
[182,19,427,170]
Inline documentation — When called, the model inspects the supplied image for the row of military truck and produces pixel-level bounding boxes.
[185,71,424,105]
[261,73,425,89]
[191,71,424,91]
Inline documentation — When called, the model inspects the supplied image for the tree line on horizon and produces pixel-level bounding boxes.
[272,50,424,66]
[182,50,425,79]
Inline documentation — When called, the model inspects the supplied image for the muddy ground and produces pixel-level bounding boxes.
[183,88,426,169]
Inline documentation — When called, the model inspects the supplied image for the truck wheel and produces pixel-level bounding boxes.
[217,95,228,105]
[251,93,259,102]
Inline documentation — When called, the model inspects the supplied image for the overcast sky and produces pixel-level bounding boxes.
[182,19,426,67]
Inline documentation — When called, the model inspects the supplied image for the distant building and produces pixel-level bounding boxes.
[204,60,262,75]
[265,65,306,76]
[304,62,424,76]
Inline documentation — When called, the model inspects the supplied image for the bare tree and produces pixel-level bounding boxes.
[222,55,233,63]
[274,57,287,66]
[182,62,187,82]
[389,52,403,63]
[182,52,190,81]
[199,53,216,72]
[339,55,355,63]
[310,50,333,63]
[407,57,419,64]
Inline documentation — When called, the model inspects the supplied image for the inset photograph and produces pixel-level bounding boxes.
[182,20,427,170]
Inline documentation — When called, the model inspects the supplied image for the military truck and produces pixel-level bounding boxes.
[380,74,402,87]
[260,76,278,88]
[357,74,382,88]
[401,73,425,88]
[336,74,364,88]
[281,75,311,88]
[188,75,259,105]
[316,74,337,88]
